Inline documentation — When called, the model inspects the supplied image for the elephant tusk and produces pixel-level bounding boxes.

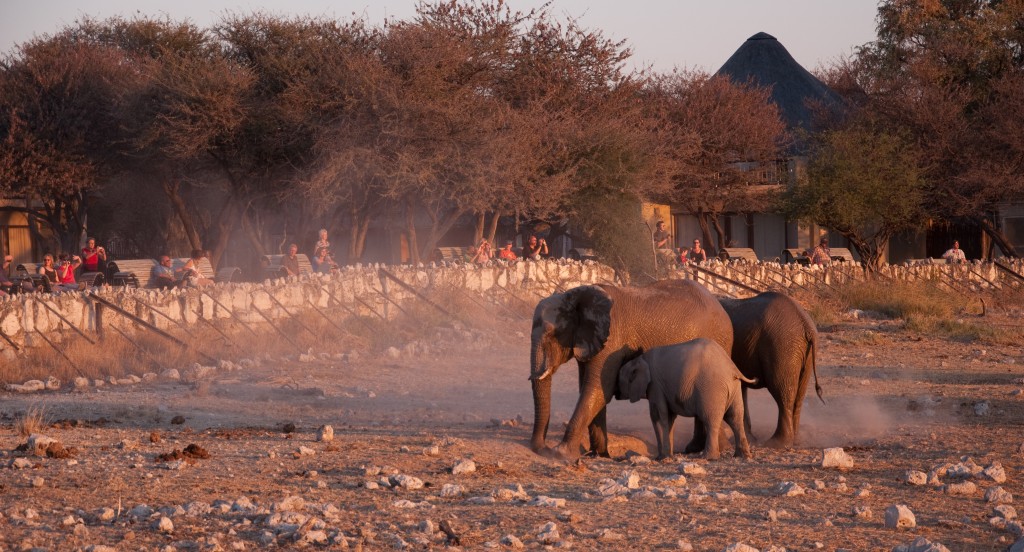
[529,367,553,381]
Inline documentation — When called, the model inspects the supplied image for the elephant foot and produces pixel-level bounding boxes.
[735,448,753,459]
[539,443,579,463]
[683,439,705,455]
[701,450,721,461]
[764,435,794,449]
[584,448,611,459]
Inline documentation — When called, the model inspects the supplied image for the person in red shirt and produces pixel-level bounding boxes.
[497,241,518,261]
[81,237,107,273]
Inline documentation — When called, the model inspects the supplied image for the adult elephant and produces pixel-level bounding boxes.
[718,291,823,448]
[529,279,733,460]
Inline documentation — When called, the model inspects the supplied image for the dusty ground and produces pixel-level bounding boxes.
[2,300,1024,551]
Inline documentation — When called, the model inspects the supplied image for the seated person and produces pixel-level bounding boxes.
[151,255,177,289]
[471,239,492,264]
[81,237,107,273]
[52,253,83,292]
[282,243,302,276]
[497,241,518,261]
[677,246,691,265]
[176,249,214,288]
[523,235,548,260]
[0,255,33,294]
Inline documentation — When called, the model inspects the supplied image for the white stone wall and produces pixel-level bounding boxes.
[0,257,1019,352]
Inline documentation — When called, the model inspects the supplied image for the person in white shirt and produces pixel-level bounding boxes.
[942,240,966,264]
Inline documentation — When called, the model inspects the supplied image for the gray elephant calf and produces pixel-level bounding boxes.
[617,338,757,461]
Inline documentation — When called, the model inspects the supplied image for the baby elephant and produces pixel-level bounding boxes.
[617,338,757,460]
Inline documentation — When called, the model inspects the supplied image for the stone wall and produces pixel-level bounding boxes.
[0,259,618,354]
[0,257,1020,355]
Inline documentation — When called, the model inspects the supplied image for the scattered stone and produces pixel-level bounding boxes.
[11,458,33,469]
[465,496,496,505]
[390,474,425,490]
[272,496,305,512]
[31,476,44,487]
[853,505,872,520]
[536,522,559,544]
[986,486,1014,504]
[813,480,826,491]
[440,484,465,498]
[130,505,154,519]
[596,528,624,542]
[500,534,524,549]
[974,401,991,416]
[26,434,59,457]
[452,459,476,475]
[996,505,1019,520]
[722,543,758,552]
[597,478,628,497]
[892,536,951,552]
[943,481,977,496]
[680,462,707,476]
[821,447,854,469]
[160,369,181,382]
[492,484,529,501]
[904,470,928,485]
[170,415,185,424]
[983,462,1008,483]
[529,496,566,508]
[296,446,316,457]
[154,516,174,533]
[73,377,90,389]
[774,482,805,497]
[423,445,440,456]
[664,474,688,486]
[282,423,297,433]
[96,508,116,523]
[6,379,45,393]
[885,505,916,528]
[316,425,334,442]
[618,470,641,489]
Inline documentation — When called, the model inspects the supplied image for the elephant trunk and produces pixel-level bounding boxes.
[530,375,552,452]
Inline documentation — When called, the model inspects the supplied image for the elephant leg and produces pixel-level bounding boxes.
[727,400,752,459]
[586,407,610,458]
[765,384,796,449]
[684,417,706,454]
[702,417,722,460]
[550,376,609,461]
[741,385,754,442]
[649,400,675,461]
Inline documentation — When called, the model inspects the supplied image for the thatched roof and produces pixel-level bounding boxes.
[716,32,842,136]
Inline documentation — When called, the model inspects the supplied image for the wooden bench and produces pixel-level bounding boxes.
[829,247,856,263]
[434,247,467,263]
[108,259,159,288]
[782,248,810,265]
[719,247,759,263]
[262,253,313,278]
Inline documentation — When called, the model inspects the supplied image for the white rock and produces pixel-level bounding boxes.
[680,462,707,476]
[722,543,759,552]
[296,446,316,456]
[983,462,1007,483]
[995,505,1018,520]
[618,470,641,489]
[492,484,529,501]
[597,478,628,497]
[27,434,59,456]
[596,528,624,541]
[884,505,916,528]
[272,496,305,512]
[11,458,33,469]
[73,377,90,389]
[664,474,688,486]
[155,516,174,533]
[821,447,854,469]
[390,474,424,490]
[974,401,990,416]
[986,486,1014,504]
[536,522,559,544]
[452,459,476,475]
[500,534,524,549]
[6,380,45,393]
[316,425,334,442]
[160,369,181,381]
[891,536,951,552]
[853,505,872,519]
[440,484,465,498]
[943,481,977,495]
[904,470,928,485]
[96,508,116,522]
[774,482,804,497]
[528,496,566,508]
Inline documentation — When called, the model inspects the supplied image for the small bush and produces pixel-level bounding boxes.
[840,280,961,319]
[15,405,48,437]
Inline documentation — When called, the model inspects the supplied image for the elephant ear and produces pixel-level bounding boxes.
[628,357,651,403]
[556,285,612,363]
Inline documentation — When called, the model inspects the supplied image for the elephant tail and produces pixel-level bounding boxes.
[805,331,824,404]
[737,374,758,386]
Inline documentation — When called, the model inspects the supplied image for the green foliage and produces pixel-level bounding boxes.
[569,184,653,282]
[782,122,928,268]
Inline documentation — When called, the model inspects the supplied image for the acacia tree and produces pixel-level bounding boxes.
[0,32,133,254]
[783,116,928,271]
[642,71,787,253]
[856,0,1024,256]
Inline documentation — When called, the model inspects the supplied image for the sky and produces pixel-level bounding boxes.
[0,1,880,74]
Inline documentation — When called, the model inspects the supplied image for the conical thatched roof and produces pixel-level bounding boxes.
[716,32,842,136]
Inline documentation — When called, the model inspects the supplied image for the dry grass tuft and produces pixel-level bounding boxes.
[15,404,48,437]
[840,280,962,320]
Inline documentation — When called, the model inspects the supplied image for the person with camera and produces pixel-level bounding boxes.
[471,238,492,264]
[81,237,107,274]
[524,235,548,260]
[56,253,84,291]
[0,255,32,295]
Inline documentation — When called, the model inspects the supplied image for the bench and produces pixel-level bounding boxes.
[108,259,159,288]
[782,248,810,265]
[262,253,313,278]
[568,248,597,261]
[718,247,759,263]
[829,247,856,263]
[434,247,467,263]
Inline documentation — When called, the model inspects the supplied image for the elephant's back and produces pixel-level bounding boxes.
[612,281,733,353]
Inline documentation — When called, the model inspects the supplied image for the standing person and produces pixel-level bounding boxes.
[312,228,337,273]
[809,236,832,266]
[689,239,707,263]
[942,240,967,264]
[282,243,302,276]
[524,235,548,260]
[81,237,107,274]
[652,221,671,249]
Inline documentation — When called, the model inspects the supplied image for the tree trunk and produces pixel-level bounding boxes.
[695,209,714,257]
[473,212,485,245]
[354,216,370,261]
[406,199,420,265]
[418,207,465,261]
[976,215,1018,258]
[207,196,240,269]
[163,178,204,251]
[710,215,727,255]
[239,207,267,257]
[486,211,500,245]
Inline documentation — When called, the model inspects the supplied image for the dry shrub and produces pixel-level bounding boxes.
[15,404,48,437]
[906,316,1024,345]
[792,289,844,330]
[839,280,960,320]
